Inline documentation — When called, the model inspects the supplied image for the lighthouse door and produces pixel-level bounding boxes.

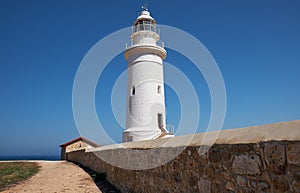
[158,113,163,131]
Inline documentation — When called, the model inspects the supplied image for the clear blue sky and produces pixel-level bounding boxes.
[0,0,299,156]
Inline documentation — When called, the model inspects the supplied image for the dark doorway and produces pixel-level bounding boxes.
[158,113,163,130]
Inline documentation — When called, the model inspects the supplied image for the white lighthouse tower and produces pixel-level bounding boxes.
[122,7,174,142]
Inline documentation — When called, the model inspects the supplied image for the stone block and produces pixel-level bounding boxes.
[221,172,231,181]
[286,142,300,165]
[188,176,198,188]
[172,171,182,182]
[205,166,214,177]
[212,178,223,185]
[225,181,235,191]
[293,180,300,192]
[264,143,286,175]
[211,183,227,193]
[198,178,211,193]
[237,175,248,187]
[199,155,208,166]
[209,148,232,163]
[273,177,290,192]
[237,188,255,193]
[232,154,261,175]
[233,144,252,153]
[250,180,270,191]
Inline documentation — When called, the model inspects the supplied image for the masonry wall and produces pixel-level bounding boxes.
[67,121,300,193]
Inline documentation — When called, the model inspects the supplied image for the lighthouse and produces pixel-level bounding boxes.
[122,7,174,142]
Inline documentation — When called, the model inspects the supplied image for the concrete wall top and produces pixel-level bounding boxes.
[89,120,300,152]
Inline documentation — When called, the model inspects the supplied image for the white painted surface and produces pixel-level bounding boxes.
[122,10,172,142]
[136,11,154,22]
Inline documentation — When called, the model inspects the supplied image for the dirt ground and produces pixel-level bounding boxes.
[1,161,114,193]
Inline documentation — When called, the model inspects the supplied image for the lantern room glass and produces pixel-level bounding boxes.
[134,19,157,33]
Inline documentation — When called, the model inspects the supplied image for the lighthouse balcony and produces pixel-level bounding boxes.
[126,37,164,49]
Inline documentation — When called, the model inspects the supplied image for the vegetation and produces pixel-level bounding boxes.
[0,162,39,191]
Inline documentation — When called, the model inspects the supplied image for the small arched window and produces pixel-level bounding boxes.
[157,85,162,95]
[131,86,135,96]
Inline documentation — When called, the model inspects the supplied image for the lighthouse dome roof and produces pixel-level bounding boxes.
[137,10,153,20]
[134,10,156,25]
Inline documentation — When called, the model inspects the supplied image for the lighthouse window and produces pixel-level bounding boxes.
[131,87,135,96]
[145,24,150,31]
[134,19,156,33]
[157,85,162,95]
[158,113,163,129]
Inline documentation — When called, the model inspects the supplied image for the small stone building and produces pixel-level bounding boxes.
[60,137,99,160]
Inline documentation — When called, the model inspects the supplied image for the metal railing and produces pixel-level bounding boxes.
[126,39,164,49]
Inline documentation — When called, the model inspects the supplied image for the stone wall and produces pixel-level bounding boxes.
[65,140,91,153]
[67,121,300,193]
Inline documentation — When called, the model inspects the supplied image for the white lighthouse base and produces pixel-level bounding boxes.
[161,133,175,139]
[122,127,174,142]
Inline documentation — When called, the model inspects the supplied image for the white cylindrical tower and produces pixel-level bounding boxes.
[122,9,173,142]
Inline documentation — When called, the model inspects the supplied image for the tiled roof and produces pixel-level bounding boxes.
[59,137,99,147]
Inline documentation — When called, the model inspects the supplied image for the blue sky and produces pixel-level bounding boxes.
[0,0,299,156]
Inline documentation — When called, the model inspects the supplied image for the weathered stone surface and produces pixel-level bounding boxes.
[250,180,270,191]
[262,172,272,185]
[188,175,198,188]
[287,164,300,178]
[65,120,300,193]
[221,172,231,181]
[273,177,290,192]
[264,143,286,175]
[295,171,300,178]
[286,142,300,165]
[199,155,208,166]
[293,180,300,192]
[237,175,247,187]
[225,181,235,191]
[233,144,252,152]
[172,171,182,182]
[238,188,255,193]
[211,183,227,193]
[212,178,223,185]
[205,166,214,177]
[209,148,231,163]
[232,154,261,175]
[198,178,211,193]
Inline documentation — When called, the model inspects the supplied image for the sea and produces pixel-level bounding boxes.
[0,155,60,161]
